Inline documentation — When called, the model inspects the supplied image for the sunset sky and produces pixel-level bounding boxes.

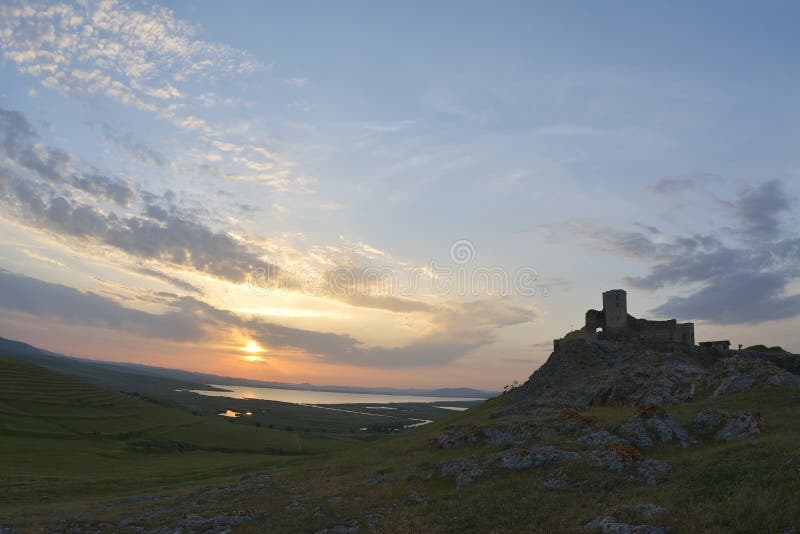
[1,1,799,389]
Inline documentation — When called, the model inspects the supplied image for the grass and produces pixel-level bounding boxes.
[222,387,800,533]
[0,355,356,508]
[2,354,799,532]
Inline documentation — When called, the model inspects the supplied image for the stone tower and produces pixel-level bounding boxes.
[602,289,627,331]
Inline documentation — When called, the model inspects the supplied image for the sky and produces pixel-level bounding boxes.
[1,0,799,390]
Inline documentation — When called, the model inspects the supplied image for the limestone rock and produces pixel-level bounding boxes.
[587,443,641,471]
[636,460,671,486]
[617,421,653,449]
[716,412,762,441]
[583,515,667,533]
[691,409,729,433]
[490,446,580,470]
[438,457,484,486]
[577,430,629,447]
[628,504,667,518]
[314,519,360,534]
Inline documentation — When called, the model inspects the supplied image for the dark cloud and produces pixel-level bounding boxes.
[625,245,765,290]
[652,272,800,324]
[133,267,203,294]
[2,166,267,284]
[0,107,134,207]
[0,108,35,156]
[728,180,793,241]
[73,172,135,207]
[649,177,703,195]
[577,179,800,325]
[90,121,168,167]
[564,220,721,261]
[647,174,722,196]
[0,269,202,341]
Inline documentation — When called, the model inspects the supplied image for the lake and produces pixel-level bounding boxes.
[190,384,484,405]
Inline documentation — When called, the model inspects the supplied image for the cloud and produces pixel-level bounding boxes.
[652,272,800,324]
[0,269,203,341]
[648,174,721,196]
[184,294,533,368]
[728,180,794,241]
[7,184,267,284]
[72,171,135,207]
[133,266,203,295]
[282,78,308,89]
[567,179,800,324]
[90,121,168,167]
[0,268,533,368]
[0,0,258,115]
[1,107,135,206]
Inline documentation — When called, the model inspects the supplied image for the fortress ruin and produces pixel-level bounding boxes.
[553,289,695,350]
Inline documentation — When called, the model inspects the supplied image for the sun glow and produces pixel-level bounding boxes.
[243,340,264,353]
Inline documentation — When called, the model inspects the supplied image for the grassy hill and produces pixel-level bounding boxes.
[0,337,224,395]
[3,341,800,532]
[5,382,800,532]
[0,356,356,508]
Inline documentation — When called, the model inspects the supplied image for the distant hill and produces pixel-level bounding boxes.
[0,337,224,395]
[0,336,496,398]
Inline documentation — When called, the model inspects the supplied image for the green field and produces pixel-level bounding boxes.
[0,355,358,508]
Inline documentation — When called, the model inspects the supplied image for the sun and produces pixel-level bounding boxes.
[243,340,264,353]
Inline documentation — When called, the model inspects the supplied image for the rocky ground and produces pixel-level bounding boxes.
[522,339,800,407]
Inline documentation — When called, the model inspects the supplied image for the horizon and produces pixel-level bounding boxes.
[0,333,498,393]
[2,1,800,390]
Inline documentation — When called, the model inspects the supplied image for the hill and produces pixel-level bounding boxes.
[0,337,495,398]
[0,337,225,395]
[0,355,358,509]
[4,338,800,532]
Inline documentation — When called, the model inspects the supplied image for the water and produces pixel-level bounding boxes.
[190,384,483,405]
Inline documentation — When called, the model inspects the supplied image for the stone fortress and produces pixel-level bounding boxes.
[553,289,695,350]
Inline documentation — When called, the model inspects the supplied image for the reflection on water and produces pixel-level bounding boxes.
[405,418,433,428]
[192,384,483,405]
[436,406,468,411]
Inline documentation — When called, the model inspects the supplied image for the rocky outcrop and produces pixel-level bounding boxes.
[583,515,667,533]
[587,443,642,471]
[488,446,581,470]
[617,405,689,448]
[705,356,800,397]
[636,459,671,486]
[716,412,762,441]
[691,409,763,441]
[438,457,484,486]
[521,339,799,407]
